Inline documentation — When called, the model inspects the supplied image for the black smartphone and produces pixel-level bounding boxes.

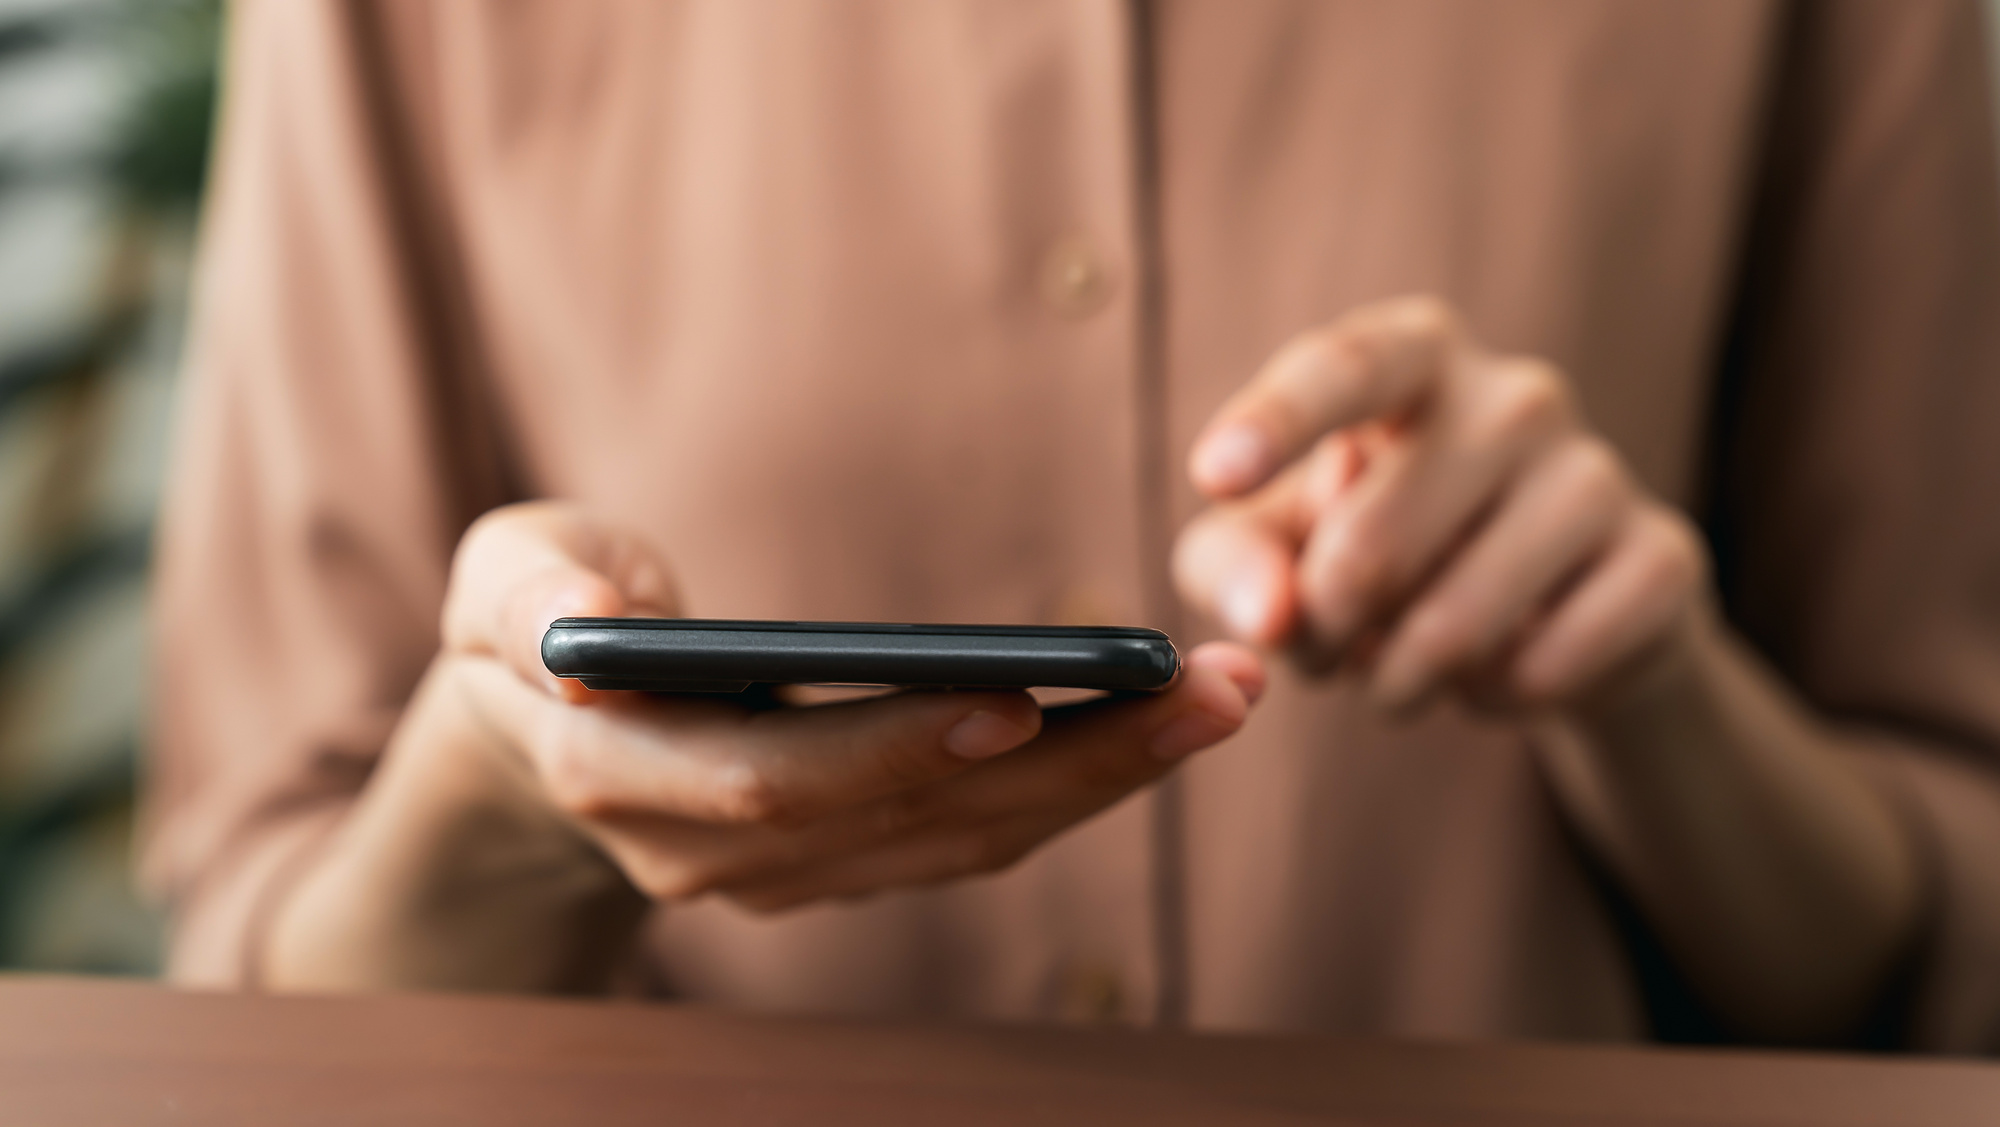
[541,618,1179,693]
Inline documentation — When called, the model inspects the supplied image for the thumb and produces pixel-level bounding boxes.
[442,502,682,702]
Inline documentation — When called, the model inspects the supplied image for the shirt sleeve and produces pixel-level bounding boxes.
[1714,0,2000,1051]
[140,0,512,986]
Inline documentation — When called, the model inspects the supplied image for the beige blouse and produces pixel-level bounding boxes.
[146,0,2000,1049]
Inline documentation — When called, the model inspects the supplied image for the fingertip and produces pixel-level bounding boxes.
[908,688,1044,761]
[1224,562,1300,648]
[618,552,682,617]
[1148,663,1249,762]
[1174,520,1299,650]
[539,573,626,628]
[1186,641,1267,706]
[944,707,1039,759]
[1189,422,1277,497]
[988,689,1045,739]
[1220,567,1275,643]
[524,573,627,698]
[1196,662,1252,728]
[1179,657,1253,731]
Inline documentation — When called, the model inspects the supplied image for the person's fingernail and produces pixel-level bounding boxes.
[945,710,1036,759]
[1149,710,1233,761]
[1193,425,1274,492]
[1222,573,1272,641]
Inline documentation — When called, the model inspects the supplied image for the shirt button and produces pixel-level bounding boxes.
[1058,961,1127,1023]
[1039,237,1115,318]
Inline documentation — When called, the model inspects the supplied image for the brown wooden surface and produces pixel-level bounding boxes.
[0,976,1995,1125]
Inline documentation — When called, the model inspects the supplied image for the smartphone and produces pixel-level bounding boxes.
[541,618,1179,693]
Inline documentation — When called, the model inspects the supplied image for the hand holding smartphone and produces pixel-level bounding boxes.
[541,618,1180,694]
[369,502,1254,960]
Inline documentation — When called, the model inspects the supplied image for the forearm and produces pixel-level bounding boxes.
[263,662,647,994]
[1537,603,1924,1043]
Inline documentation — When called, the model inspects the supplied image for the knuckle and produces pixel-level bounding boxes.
[1314,325,1369,367]
[1395,294,1459,339]
[1645,512,1708,588]
[632,857,718,902]
[706,759,792,826]
[1558,439,1627,506]
[1475,361,1569,443]
[1291,327,1372,393]
[870,790,936,838]
[1345,294,1456,342]
[1303,556,1388,635]
[1283,325,1336,363]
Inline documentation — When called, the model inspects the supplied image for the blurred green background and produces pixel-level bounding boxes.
[0,0,1998,980]
[0,0,216,974]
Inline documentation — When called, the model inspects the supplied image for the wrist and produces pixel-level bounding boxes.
[265,659,646,993]
[1535,598,1925,1041]
[1566,595,1716,743]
